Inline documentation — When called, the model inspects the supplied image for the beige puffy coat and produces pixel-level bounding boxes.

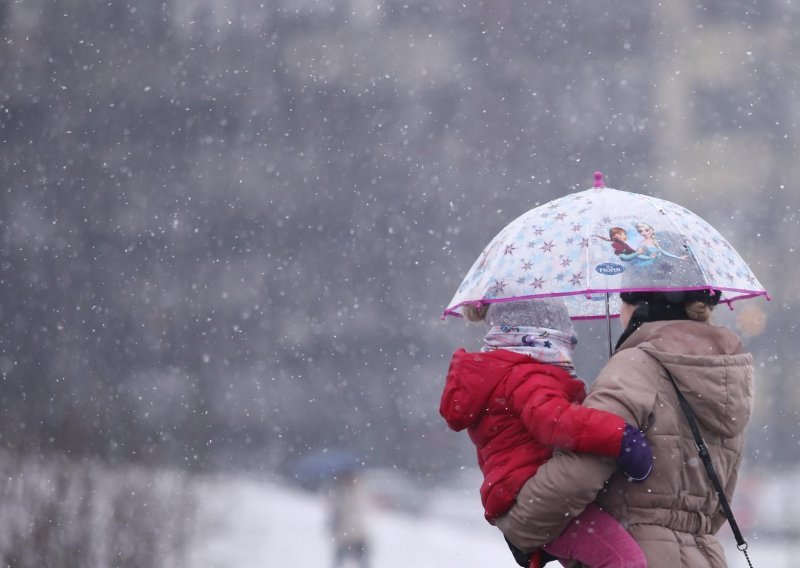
[496,320,754,568]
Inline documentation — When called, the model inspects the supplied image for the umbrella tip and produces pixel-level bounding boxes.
[593,171,605,188]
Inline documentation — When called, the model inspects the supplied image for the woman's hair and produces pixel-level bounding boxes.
[621,290,720,316]
[462,303,489,322]
[615,290,721,350]
[684,300,713,322]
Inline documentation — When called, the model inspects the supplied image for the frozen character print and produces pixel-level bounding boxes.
[593,227,636,257]
[619,222,688,265]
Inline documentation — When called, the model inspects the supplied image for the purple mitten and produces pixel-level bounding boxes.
[617,423,654,482]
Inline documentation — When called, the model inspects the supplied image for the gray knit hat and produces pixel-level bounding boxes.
[486,298,575,336]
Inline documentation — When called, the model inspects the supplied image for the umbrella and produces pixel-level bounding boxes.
[287,449,364,490]
[443,172,768,349]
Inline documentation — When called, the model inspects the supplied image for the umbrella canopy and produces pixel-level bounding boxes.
[444,173,768,320]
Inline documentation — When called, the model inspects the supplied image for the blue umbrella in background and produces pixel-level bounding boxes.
[287,449,364,490]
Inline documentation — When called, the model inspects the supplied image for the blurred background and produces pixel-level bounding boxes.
[1,0,798,566]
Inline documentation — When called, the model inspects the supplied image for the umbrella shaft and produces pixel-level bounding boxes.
[606,293,613,358]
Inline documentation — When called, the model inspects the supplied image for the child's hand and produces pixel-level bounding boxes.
[617,423,653,482]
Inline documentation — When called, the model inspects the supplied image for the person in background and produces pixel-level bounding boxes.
[328,470,370,568]
[495,290,754,568]
[440,298,653,567]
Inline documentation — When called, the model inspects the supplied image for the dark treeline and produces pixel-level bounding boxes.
[0,1,796,478]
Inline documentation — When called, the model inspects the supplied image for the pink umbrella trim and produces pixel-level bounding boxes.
[441,286,770,321]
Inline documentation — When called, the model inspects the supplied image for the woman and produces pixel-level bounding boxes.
[495,289,755,567]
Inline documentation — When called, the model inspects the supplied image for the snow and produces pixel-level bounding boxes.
[188,474,799,568]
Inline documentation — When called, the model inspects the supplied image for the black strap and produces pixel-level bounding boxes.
[662,367,754,568]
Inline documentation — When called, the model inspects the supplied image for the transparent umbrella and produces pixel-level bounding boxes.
[443,172,769,351]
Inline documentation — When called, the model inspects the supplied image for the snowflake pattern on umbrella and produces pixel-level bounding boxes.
[445,185,768,320]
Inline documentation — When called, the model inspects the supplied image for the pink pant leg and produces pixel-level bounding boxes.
[541,503,646,568]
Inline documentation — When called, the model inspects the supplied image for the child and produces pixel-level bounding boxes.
[439,298,651,568]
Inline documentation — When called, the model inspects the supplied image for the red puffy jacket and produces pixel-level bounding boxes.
[439,348,625,522]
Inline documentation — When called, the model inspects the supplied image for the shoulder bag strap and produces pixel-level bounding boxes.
[660,363,754,568]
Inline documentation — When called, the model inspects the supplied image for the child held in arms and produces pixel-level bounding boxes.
[440,298,652,568]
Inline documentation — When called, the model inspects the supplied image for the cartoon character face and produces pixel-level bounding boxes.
[609,227,627,242]
[636,223,655,239]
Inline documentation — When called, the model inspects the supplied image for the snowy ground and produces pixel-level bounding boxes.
[188,473,800,568]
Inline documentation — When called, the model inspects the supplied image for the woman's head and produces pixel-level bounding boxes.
[616,290,722,348]
[620,290,721,327]
[464,298,575,336]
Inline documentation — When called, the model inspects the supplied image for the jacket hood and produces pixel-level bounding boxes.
[619,320,754,438]
[440,349,539,431]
